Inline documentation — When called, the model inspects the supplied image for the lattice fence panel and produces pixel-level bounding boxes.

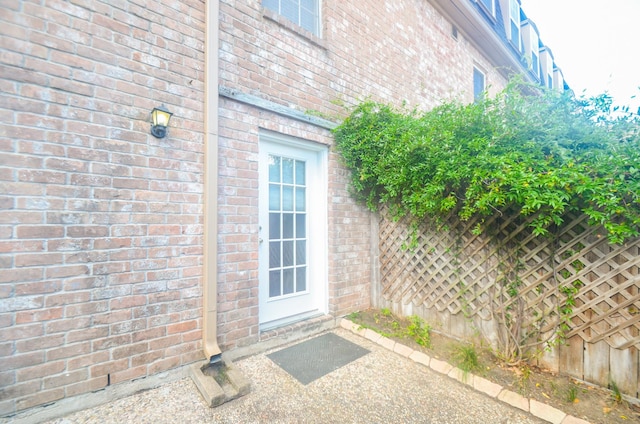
[378,208,640,350]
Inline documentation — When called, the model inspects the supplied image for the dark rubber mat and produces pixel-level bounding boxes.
[267,333,370,385]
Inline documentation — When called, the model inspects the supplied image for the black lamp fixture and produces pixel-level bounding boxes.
[150,105,173,138]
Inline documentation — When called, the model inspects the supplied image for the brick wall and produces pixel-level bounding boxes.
[220,0,505,115]
[1,0,513,415]
[0,0,206,416]
[216,0,509,350]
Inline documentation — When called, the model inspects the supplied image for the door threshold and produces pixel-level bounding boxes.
[223,314,337,362]
[259,310,324,333]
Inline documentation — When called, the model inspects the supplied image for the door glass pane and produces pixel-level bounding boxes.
[282,158,294,184]
[269,241,281,268]
[296,240,306,265]
[296,214,305,238]
[283,268,294,295]
[269,213,280,239]
[283,240,293,267]
[283,213,294,239]
[296,266,306,292]
[282,186,293,211]
[269,155,280,182]
[269,184,280,210]
[295,187,305,211]
[269,270,281,297]
[264,152,310,301]
[295,160,305,184]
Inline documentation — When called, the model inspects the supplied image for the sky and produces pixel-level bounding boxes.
[520,0,640,111]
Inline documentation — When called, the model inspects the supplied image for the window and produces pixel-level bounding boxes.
[473,67,485,101]
[478,0,495,16]
[521,21,539,78]
[553,68,564,91]
[263,0,320,36]
[509,0,521,49]
[539,48,554,89]
[531,42,539,77]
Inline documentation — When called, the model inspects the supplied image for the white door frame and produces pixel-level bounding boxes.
[258,130,328,330]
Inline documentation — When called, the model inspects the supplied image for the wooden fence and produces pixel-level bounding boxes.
[373,208,640,399]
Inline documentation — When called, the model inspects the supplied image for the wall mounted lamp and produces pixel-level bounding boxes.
[150,105,173,138]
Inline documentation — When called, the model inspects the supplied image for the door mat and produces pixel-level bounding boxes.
[267,333,370,385]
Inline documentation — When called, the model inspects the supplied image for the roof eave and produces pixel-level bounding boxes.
[429,0,534,82]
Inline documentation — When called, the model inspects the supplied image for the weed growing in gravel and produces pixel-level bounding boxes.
[565,385,579,403]
[515,364,532,393]
[347,311,362,321]
[349,310,432,348]
[451,343,482,374]
[406,315,431,348]
[610,380,623,404]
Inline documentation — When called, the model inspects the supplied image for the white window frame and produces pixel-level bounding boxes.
[509,0,521,50]
[478,0,495,17]
[553,68,564,91]
[530,38,539,77]
[539,48,554,89]
[473,66,486,101]
[262,0,321,36]
[522,21,540,77]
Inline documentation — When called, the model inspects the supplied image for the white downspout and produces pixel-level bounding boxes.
[203,0,222,362]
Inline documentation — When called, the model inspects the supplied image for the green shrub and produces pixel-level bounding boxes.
[334,80,640,244]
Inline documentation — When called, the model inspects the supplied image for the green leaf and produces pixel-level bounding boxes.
[333,78,640,244]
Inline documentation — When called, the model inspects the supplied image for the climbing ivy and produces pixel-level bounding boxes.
[333,80,640,244]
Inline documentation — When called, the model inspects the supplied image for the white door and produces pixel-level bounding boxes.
[258,132,327,330]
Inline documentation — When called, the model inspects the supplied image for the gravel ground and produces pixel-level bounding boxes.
[43,329,544,424]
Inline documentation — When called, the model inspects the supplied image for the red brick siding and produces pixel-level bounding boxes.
[0,0,206,416]
[220,0,505,117]
[216,98,261,350]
